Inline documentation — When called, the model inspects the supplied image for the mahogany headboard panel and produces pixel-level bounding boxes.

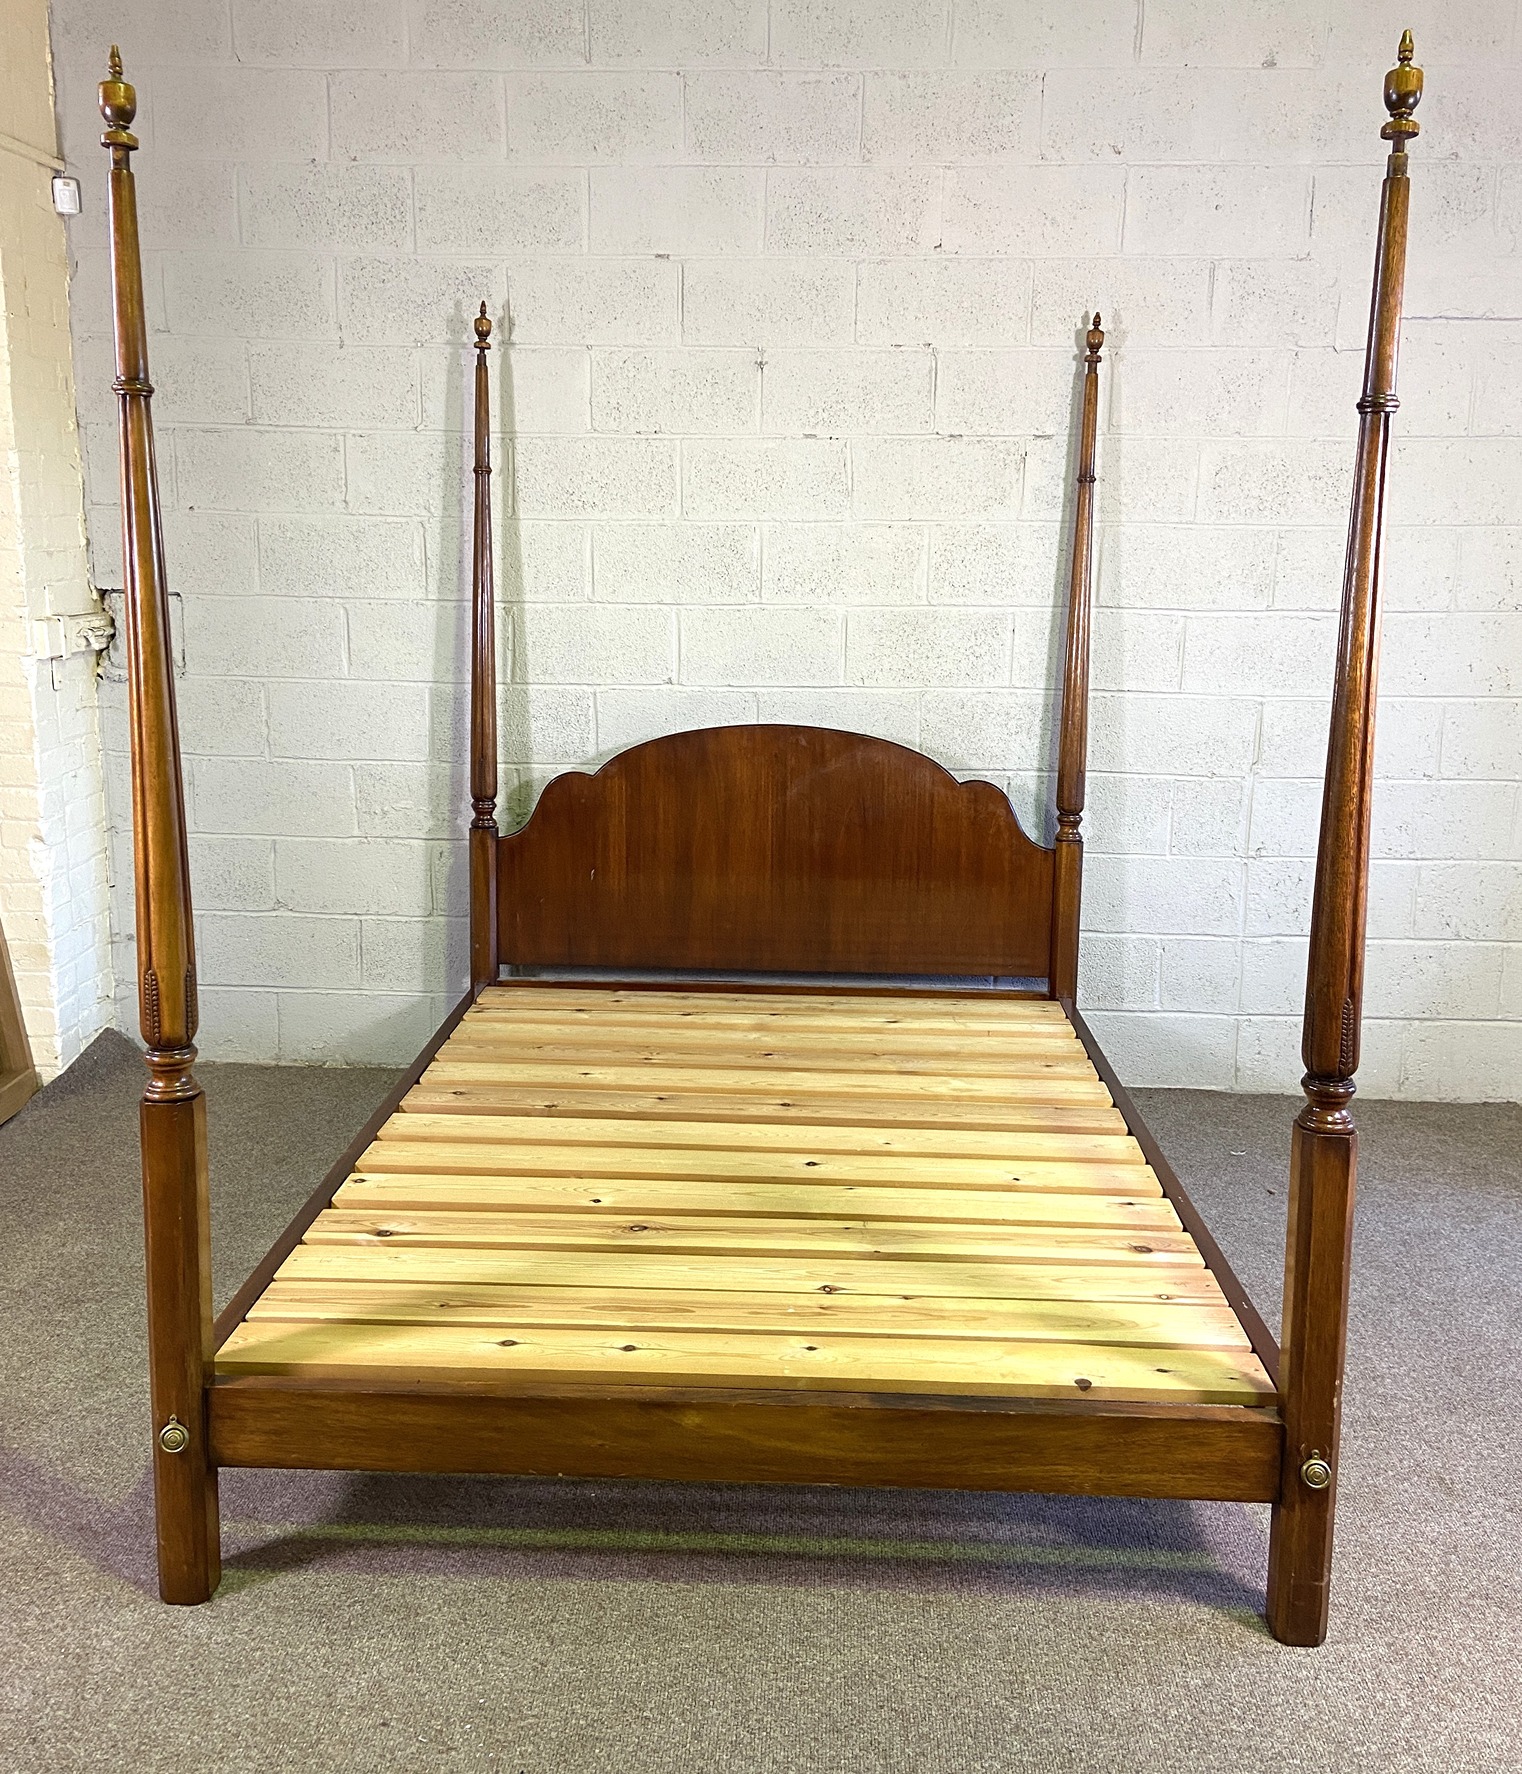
[497,724,1055,978]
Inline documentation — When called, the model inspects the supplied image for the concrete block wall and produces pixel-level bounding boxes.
[49,0,1522,1096]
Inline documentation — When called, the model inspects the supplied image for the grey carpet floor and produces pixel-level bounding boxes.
[1,1030,1518,1774]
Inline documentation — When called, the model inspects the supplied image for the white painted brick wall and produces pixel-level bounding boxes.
[49,0,1522,1096]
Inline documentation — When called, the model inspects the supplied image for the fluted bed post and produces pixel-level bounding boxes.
[1050,315,1104,1004]
[1266,34,1422,1648]
[468,304,500,992]
[100,50,220,1603]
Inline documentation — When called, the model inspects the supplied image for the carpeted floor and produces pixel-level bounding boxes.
[1,1031,1518,1773]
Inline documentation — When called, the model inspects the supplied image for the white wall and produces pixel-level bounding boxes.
[0,0,112,1081]
[49,1,1522,1095]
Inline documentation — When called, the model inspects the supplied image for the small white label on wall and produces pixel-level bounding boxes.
[51,175,81,215]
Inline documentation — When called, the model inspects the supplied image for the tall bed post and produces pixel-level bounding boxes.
[1266,33,1422,1648]
[100,52,220,1603]
[1051,315,1104,1003]
[468,303,499,992]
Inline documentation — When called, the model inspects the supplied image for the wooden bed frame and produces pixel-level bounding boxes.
[99,40,1424,1645]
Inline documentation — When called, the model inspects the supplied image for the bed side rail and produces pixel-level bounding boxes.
[101,51,220,1603]
[1267,32,1423,1647]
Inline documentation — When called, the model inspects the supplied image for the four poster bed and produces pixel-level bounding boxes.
[100,39,1426,1645]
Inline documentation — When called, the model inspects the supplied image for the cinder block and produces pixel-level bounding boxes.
[1171,778,1248,857]
[250,344,419,429]
[857,260,1032,348]
[1401,1019,1522,1101]
[1086,854,1245,937]
[241,165,413,251]
[1041,69,1224,163]
[1099,523,1275,611]
[276,989,448,1066]
[594,524,760,602]
[50,0,228,68]
[1248,778,1321,859]
[1090,692,1258,776]
[930,522,1064,607]
[408,0,587,67]
[592,0,768,63]
[768,170,941,255]
[1131,166,1311,256]
[176,677,267,758]
[181,594,345,682]
[853,439,1023,520]
[772,0,950,67]
[175,428,344,514]
[1441,700,1522,780]
[340,258,504,346]
[1142,0,1324,68]
[193,988,281,1063]
[347,431,463,518]
[919,689,1048,769]
[681,607,845,686]
[1093,611,1184,693]
[344,599,467,681]
[76,156,236,249]
[755,689,920,746]
[1366,940,1503,1020]
[592,350,760,434]
[514,438,678,517]
[687,72,859,163]
[164,252,335,340]
[1160,936,1241,1014]
[1458,527,1522,613]
[500,522,592,603]
[1084,773,1174,857]
[1079,1010,1238,1090]
[1079,934,1160,1012]
[764,350,933,436]
[478,348,589,434]
[683,260,855,346]
[863,72,1039,162]
[516,604,676,684]
[847,609,1010,689]
[144,335,253,426]
[355,762,461,838]
[1393,440,1522,528]
[507,260,679,344]
[507,73,683,162]
[276,837,434,916]
[1414,863,1522,944]
[944,167,1125,257]
[187,836,275,911]
[935,350,1073,437]
[501,686,597,763]
[269,679,432,762]
[1211,260,1340,348]
[684,439,850,518]
[954,0,1140,68]
[232,0,407,64]
[260,516,427,602]
[591,168,766,255]
[763,523,926,605]
[1182,612,1336,695]
[595,687,758,754]
[1113,349,1288,438]
[1198,440,1349,525]
[1031,435,1197,524]
[416,168,584,253]
[1383,613,1522,698]
[198,911,359,988]
[361,915,469,995]
[332,71,504,160]
[1033,259,1208,351]
[149,68,328,159]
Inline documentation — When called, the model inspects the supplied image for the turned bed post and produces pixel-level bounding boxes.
[469,303,499,992]
[1266,33,1422,1648]
[1051,315,1104,1003]
[100,51,220,1604]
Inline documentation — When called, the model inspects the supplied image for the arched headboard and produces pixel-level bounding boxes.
[496,724,1055,978]
[465,316,1106,993]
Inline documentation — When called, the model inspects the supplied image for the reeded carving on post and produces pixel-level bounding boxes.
[1050,313,1104,1002]
[101,48,200,1103]
[1298,36,1421,1134]
[469,302,500,990]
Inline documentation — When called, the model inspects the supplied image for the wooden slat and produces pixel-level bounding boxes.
[401,1086,1120,1130]
[477,986,1069,1022]
[300,1208,1203,1267]
[272,1243,1228,1306]
[445,1035,1089,1078]
[423,1060,1107,1101]
[246,1278,1251,1350]
[334,1172,1181,1232]
[463,1009,1080,1044]
[216,1318,1274,1405]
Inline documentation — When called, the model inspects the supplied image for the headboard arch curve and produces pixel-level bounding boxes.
[497,723,1056,979]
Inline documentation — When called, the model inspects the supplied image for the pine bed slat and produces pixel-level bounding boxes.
[423,1060,1104,1099]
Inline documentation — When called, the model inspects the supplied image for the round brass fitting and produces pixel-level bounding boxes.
[158,1416,190,1455]
[1300,1454,1333,1491]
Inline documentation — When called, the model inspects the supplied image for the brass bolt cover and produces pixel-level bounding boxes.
[158,1415,190,1455]
[1300,1454,1333,1491]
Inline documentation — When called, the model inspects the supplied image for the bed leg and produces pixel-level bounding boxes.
[1266,1113,1356,1646]
[142,1092,221,1604]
